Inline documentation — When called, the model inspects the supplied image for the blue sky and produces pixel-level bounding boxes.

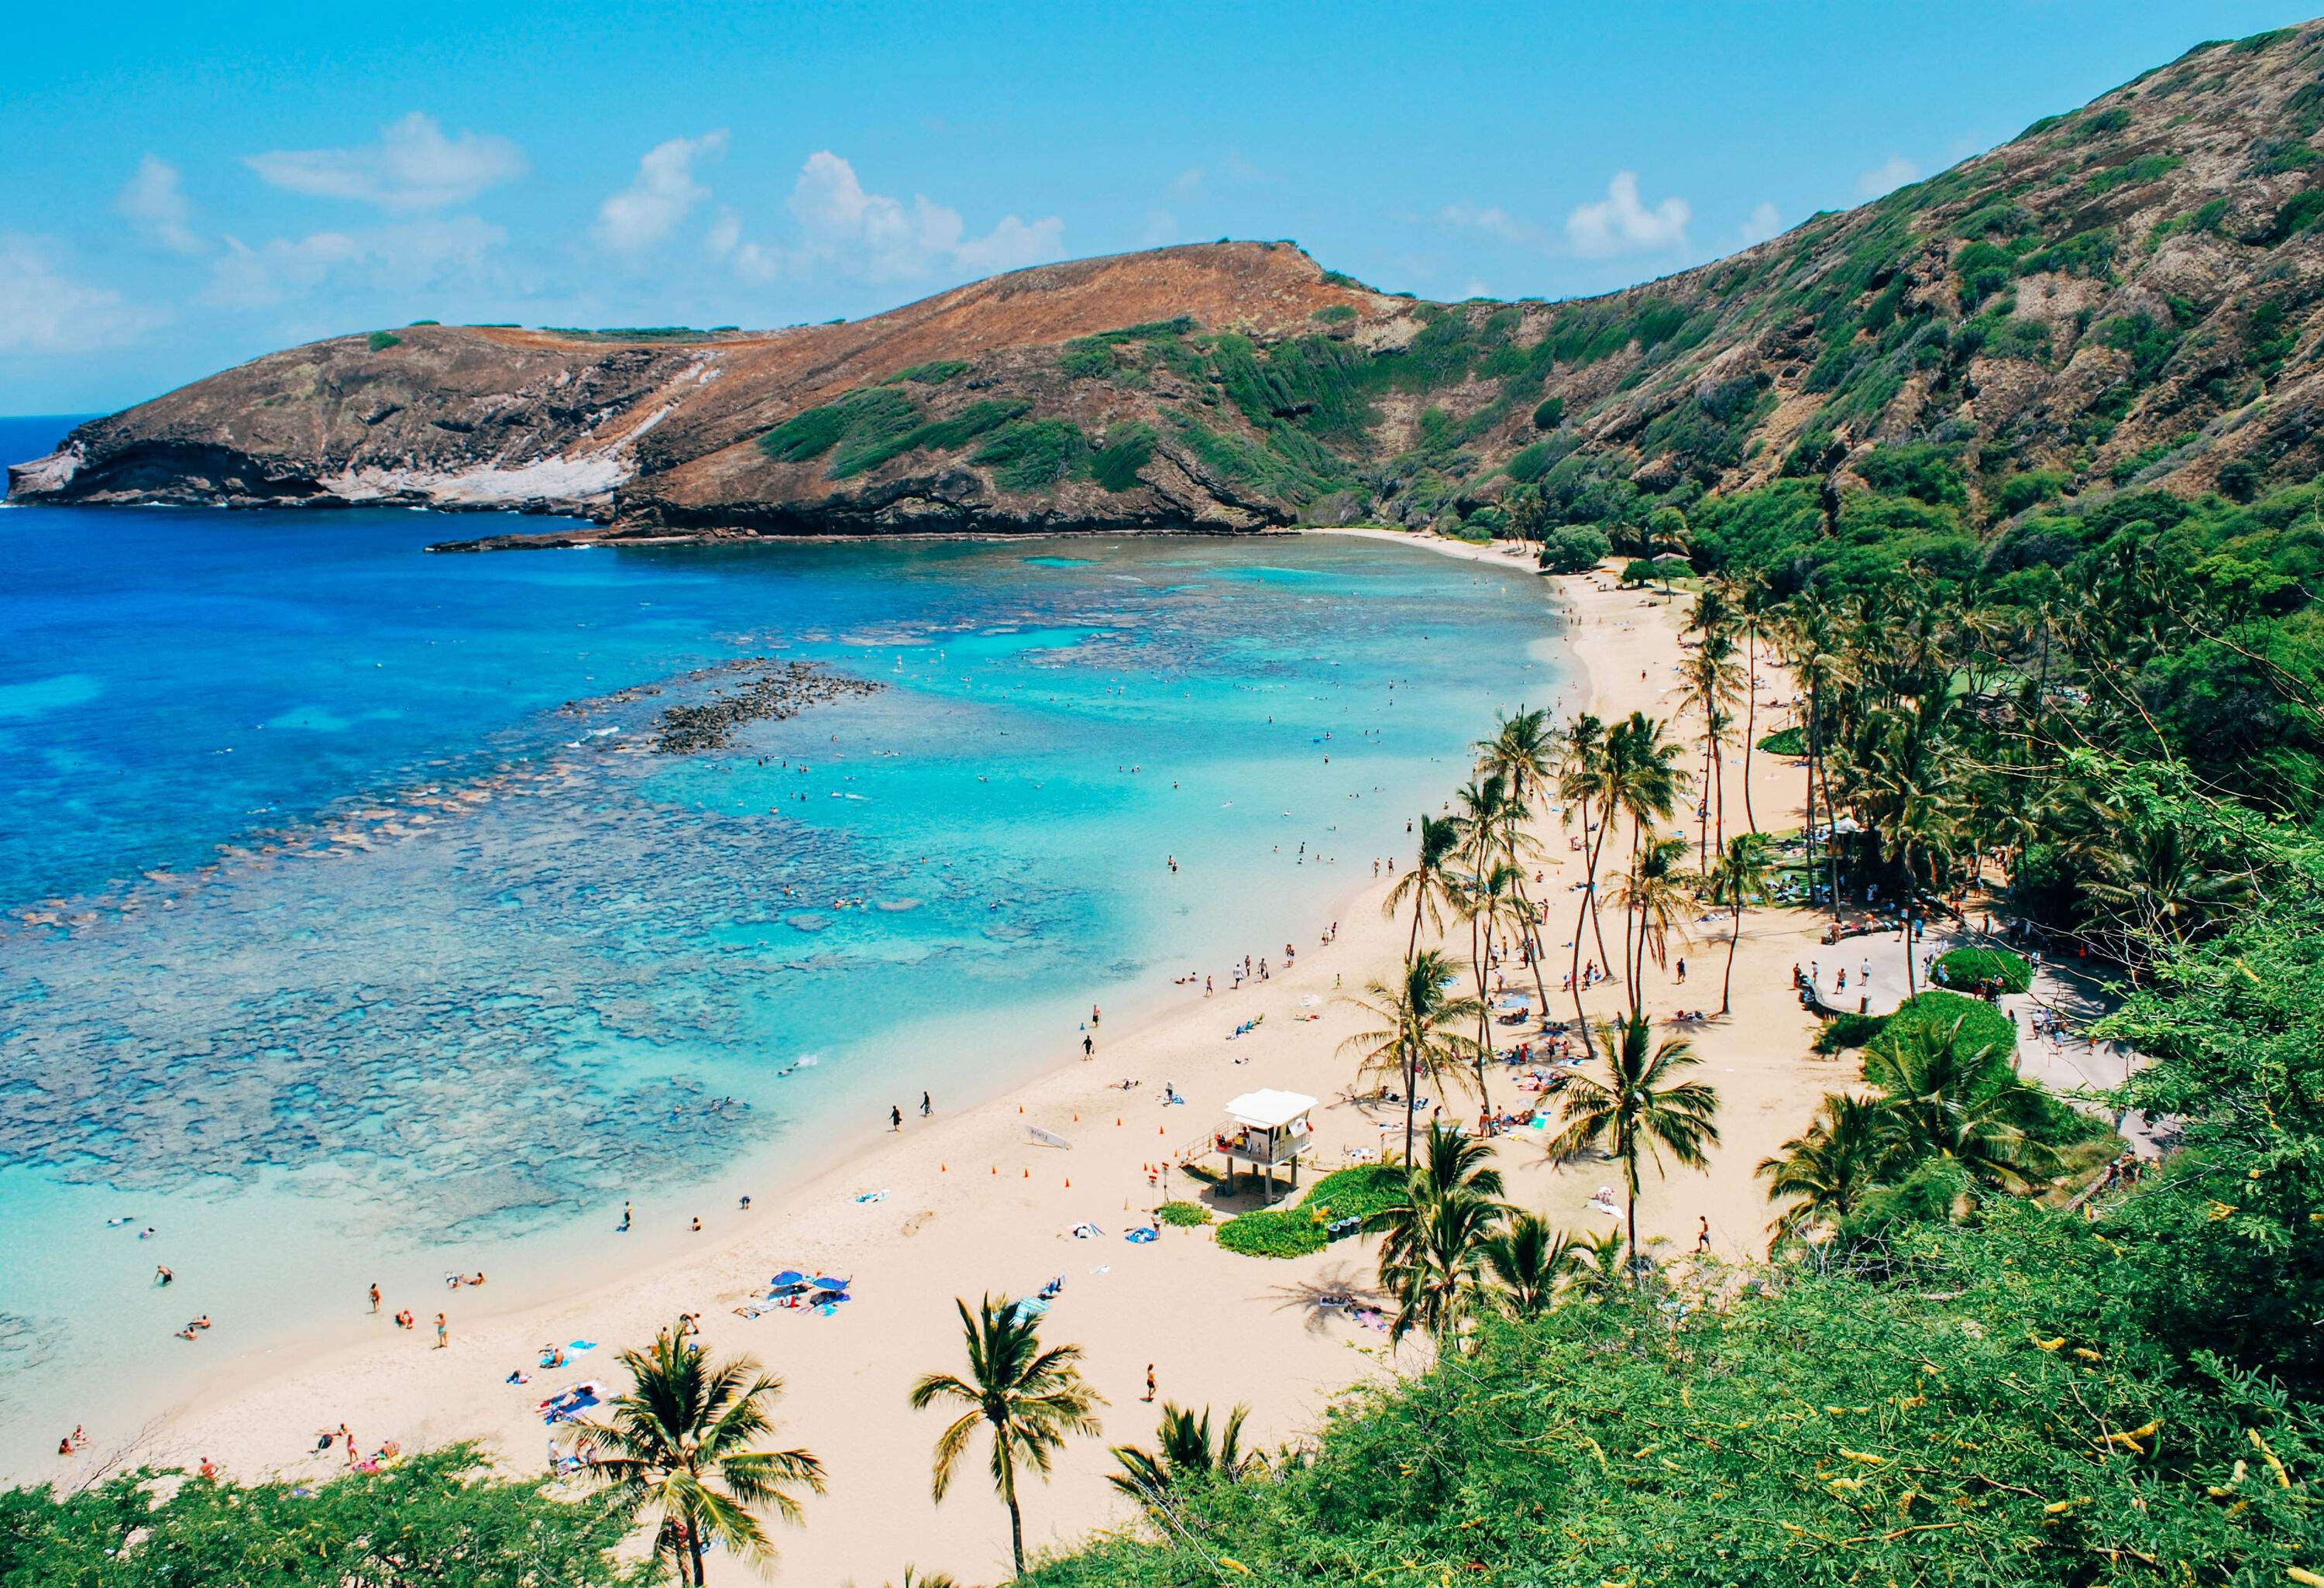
[1,0,2308,416]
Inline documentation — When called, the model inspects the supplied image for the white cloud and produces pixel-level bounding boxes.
[246,112,527,210]
[205,215,505,311]
[1439,202,1549,249]
[595,132,727,254]
[785,150,1062,282]
[704,205,777,283]
[954,213,1065,274]
[1735,201,1783,248]
[0,234,160,352]
[1856,155,1920,199]
[116,156,205,253]
[1564,172,1691,259]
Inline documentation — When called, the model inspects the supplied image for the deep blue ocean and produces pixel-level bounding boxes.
[0,413,1566,1463]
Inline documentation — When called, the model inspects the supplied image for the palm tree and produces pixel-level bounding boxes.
[1862,1017,2058,1193]
[1755,1093,1895,1246]
[1107,1403,1260,1515]
[1476,706,1556,804]
[1543,1013,1722,1279]
[1556,712,1611,1049]
[1602,715,1689,1004]
[563,1326,825,1586]
[909,1296,1105,1577]
[1453,859,1528,1106]
[1563,1227,1630,1300]
[1339,951,1485,1163]
[1384,813,1463,960]
[1679,624,1744,868]
[1703,830,1777,1016]
[1779,595,1851,919]
[1481,1211,1572,1318]
[1363,1122,1508,1346]
[1724,572,1772,837]
[1612,835,1693,1014]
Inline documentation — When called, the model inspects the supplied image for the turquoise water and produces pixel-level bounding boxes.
[0,415,1566,1465]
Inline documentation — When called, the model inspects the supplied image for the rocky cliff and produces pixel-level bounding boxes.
[16,22,2324,547]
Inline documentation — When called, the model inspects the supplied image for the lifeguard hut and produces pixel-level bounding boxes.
[1216,1089,1317,1199]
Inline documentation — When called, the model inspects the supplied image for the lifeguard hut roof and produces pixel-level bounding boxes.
[1222,1089,1317,1130]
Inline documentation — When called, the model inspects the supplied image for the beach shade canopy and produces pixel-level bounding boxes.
[1223,1089,1317,1131]
[810,1275,850,1291]
[771,1270,806,1287]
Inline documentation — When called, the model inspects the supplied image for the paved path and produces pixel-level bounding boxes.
[1803,919,2163,1156]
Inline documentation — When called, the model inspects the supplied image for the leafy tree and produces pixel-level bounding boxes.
[1383,813,1462,961]
[0,1445,642,1587]
[564,1326,823,1586]
[909,1296,1105,1577]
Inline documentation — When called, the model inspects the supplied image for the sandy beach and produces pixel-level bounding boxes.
[102,538,1836,1584]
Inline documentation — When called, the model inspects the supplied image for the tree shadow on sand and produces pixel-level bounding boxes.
[1267,1262,1387,1337]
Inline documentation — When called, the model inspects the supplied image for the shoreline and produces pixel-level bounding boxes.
[75,552,1832,1584]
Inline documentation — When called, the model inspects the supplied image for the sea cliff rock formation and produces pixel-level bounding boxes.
[15,24,2324,548]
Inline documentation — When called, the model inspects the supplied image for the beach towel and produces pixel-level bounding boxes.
[854,1189,888,1204]
[1124,1226,1160,1244]
[1028,1126,1072,1150]
[1067,1222,1103,1239]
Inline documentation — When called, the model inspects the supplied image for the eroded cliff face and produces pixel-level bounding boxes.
[19,24,2324,547]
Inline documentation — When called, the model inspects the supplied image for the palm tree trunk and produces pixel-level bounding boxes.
[1513,878,1552,1028]
[1404,1047,1418,1164]
[1713,734,1726,856]
[1568,882,1595,1059]
[691,1531,708,1588]
[1742,624,1759,834]
[1626,1188,1641,1289]
[1007,1492,1026,1577]
[1587,802,1615,976]
[1470,915,1490,1107]
[1722,899,1741,1016]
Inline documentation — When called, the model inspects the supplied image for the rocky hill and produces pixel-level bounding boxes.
[15,21,2324,548]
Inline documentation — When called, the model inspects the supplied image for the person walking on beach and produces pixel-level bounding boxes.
[619,1201,631,1232]
[1696,1216,1710,1253]
[368,1282,380,1315]
[920,1091,932,1118]
[890,1104,902,1132]
[1083,1033,1094,1058]
[1144,1364,1157,1403]
[433,1313,447,1349]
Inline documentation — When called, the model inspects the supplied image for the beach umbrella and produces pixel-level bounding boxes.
[771,1269,806,1287]
[810,1275,850,1291]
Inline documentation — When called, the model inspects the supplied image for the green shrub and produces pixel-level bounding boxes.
[1156,1200,1212,1226]
[1813,1009,1890,1053]
[884,359,969,386]
[1214,1207,1324,1258]
[1934,946,2033,994]
[2085,153,2183,193]
[1869,989,2017,1067]
[972,419,1084,491]
[1993,469,2071,515]
[1757,724,1807,757]
[1088,423,1155,492]
[406,318,439,326]
[366,330,401,352]
[1538,524,1612,573]
[1531,395,1566,429]
[2267,188,2324,242]
[1214,1164,1402,1259]
[1311,304,1357,324]
[1504,441,1555,483]
[1619,558,1659,586]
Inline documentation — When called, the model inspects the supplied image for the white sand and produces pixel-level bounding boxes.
[117,547,1839,1585]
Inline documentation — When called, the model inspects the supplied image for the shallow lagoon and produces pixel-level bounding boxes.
[0,445,1565,1466]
